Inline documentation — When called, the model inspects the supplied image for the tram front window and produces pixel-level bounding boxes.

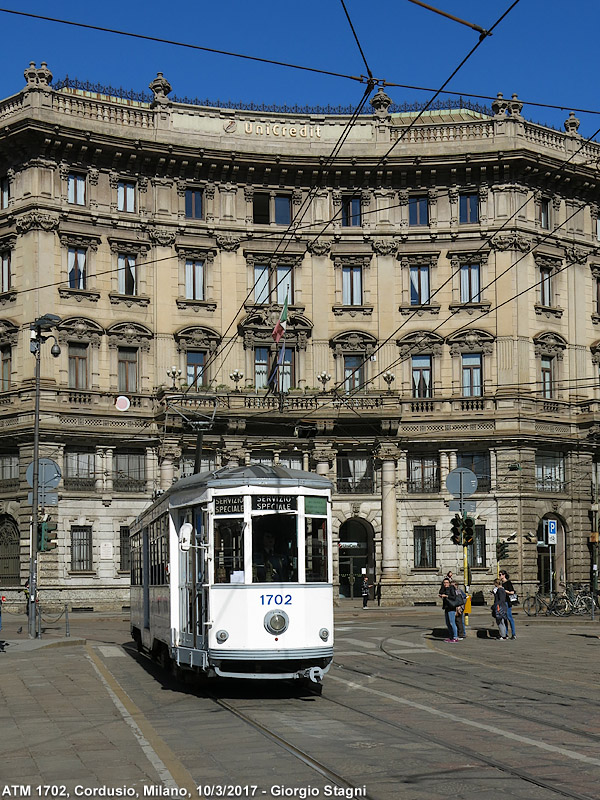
[252,514,298,582]
[214,519,244,583]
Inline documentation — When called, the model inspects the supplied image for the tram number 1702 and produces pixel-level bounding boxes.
[260,594,292,605]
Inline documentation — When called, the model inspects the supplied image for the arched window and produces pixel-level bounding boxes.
[0,514,20,585]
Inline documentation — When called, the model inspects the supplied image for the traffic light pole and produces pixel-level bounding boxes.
[28,330,41,639]
[459,471,470,594]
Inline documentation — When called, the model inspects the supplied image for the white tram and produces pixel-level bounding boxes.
[130,464,333,684]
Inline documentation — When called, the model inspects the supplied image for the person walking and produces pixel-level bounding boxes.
[452,580,468,639]
[492,578,509,639]
[500,570,517,639]
[361,576,373,609]
[439,577,460,642]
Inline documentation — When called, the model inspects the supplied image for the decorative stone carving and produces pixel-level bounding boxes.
[360,190,371,207]
[332,255,371,271]
[332,190,342,206]
[149,72,172,106]
[564,245,588,265]
[447,329,494,357]
[0,319,19,345]
[239,307,312,349]
[370,87,392,118]
[449,249,489,268]
[177,246,215,264]
[552,195,561,211]
[108,238,149,256]
[397,189,409,206]
[564,111,580,135]
[372,239,398,256]
[59,162,70,182]
[107,322,153,352]
[507,93,523,117]
[490,232,532,252]
[375,443,401,462]
[88,168,99,186]
[24,61,52,87]
[306,239,331,256]
[148,227,176,247]
[448,186,459,205]
[0,235,17,251]
[216,234,241,252]
[491,92,508,116]
[478,182,489,202]
[244,186,255,202]
[533,332,567,360]
[109,171,120,189]
[397,330,444,358]
[398,252,439,269]
[174,325,221,353]
[330,330,377,358]
[138,176,148,193]
[58,233,100,251]
[16,212,59,233]
[57,317,104,347]
[533,252,562,271]
[311,448,336,467]
[292,189,303,206]
[176,180,187,197]
[590,342,600,365]
[204,183,216,200]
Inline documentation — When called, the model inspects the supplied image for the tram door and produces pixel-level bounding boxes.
[178,508,207,649]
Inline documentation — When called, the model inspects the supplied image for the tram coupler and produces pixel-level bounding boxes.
[302,666,324,684]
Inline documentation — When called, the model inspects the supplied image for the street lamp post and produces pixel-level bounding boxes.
[28,314,61,639]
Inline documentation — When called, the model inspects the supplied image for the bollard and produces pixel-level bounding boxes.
[36,603,42,639]
[65,604,70,638]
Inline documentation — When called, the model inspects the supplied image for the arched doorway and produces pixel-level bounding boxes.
[536,514,567,594]
[338,518,375,599]
[0,514,20,586]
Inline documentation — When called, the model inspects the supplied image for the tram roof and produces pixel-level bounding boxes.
[166,464,332,508]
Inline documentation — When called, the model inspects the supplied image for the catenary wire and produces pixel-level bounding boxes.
[338,0,374,81]
[0,8,369,85]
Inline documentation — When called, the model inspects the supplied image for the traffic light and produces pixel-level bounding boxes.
[450,514,463,545]
[40,520,58,552]
[496,540,509,560]
[463,517,475,546]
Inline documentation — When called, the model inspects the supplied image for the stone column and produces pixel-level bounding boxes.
[377,444,401,600]
[95,448,104,493]
[311,447,336,478]
[159,441,181,490]
[104,448,113,493]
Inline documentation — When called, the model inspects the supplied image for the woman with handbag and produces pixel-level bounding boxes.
[500,570,517,639]
[439,577,460,642]
[492,578,509,639]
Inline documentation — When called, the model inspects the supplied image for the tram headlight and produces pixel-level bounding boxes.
[264,610,289,636]
[216,629,229,643]
[319,628,329,642]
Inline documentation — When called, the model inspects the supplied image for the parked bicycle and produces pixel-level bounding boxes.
[523,588,571,617]
[564,583,594,616]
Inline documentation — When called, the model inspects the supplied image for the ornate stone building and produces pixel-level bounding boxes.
[0,64,599,609]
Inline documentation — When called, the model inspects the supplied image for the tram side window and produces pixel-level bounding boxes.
[305,518,328,582]
[130,532,142,586]
[149,515,168,585]
[214,518,244,583]
[252,514,298,583]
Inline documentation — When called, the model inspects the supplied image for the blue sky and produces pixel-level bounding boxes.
[0,1,598,135]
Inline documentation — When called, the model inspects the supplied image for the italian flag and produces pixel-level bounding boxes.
[272,295,288,343]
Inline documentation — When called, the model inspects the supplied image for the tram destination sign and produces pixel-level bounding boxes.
[214,496,244,515]
[252,495,297,511]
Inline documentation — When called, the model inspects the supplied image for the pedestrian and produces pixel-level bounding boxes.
[452,580,468,639]
[22,580,30,617]
[492,578,509,640]
[499,570,517,639]
[439,577,460,642]
[439,570,453,594]
[361,576,373,609]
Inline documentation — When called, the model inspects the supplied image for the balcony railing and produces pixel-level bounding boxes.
[113,477,147,492]
[407,479,441,494]
[536,478,566,493]
[336,478,375,494]
[64,477,96,491]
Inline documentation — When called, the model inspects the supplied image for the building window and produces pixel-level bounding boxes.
[0,453,18,486]
[540,266,552,306]
[64,450,95,489]
[0,177,9,209]
[410,265,430,305]
[117,180,135,212]
[541,356,554,398]
[459,193,478,224]
[117,254,137,295]
[342,265,362,305]
[252,193,291,225]
[185,188,203,219]
[462,353,482,397]
[412,355,432,398]
[341,196,361,227]
[344,355,364,393]
[118,348,138,393]
[408,455,439,493]
[70,526,93,571]
[280,348,295,392]
[254,347,269,389]
[337,454,374,493]
[68,247,86,290]
[185,259,204,300]
[253,263,294,304]
[536,452,565,492]
[468,525,487,567]
[180,452,216,478]
[119,525,131,571]
[114,452,146,492]
[460,263,480,303]
[409,196,428,226]
[457,451,490,492]
[414,526,436,568]
[68,173,86,205]
[540,197,550,229]
[0,346,10,391]
[68,344,88,389]
[186,351,205,388]
[250,451,274,466]
[1,251,10,293]
[278,452,303,470]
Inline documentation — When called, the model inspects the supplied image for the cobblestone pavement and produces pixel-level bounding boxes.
[1,604,599,800]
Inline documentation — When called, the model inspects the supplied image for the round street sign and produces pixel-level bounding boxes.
[25,458,62,489]
[445,467,478,498]
[115,395,131,412]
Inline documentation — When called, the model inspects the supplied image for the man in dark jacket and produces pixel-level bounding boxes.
[439,578,459,642]
[500,570,517,639]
